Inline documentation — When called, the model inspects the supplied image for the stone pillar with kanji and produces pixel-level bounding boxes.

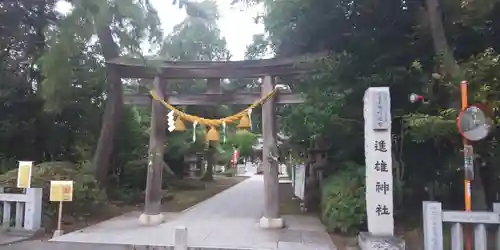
[357,87,405,250]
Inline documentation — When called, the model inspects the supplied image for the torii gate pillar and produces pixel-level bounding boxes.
[259,75,284,229]
[139,76,166,225]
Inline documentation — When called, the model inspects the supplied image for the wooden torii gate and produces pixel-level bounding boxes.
[106,55,315,228]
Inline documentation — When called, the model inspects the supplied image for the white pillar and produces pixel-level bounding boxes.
[358,87,405,250]
[363,87,394,235]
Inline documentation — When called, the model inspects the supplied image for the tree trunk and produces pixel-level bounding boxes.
[481,160,499,207]
[425,0,488,210]
[424,0,461,78]
[91,25,123,189]
[471,164,487,210]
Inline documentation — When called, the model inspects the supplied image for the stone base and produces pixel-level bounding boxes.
[138,213,165,226]
[358,232,405,250]
[52,229,64,238]
[259,216,285,229]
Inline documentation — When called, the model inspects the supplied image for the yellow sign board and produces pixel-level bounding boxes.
[50,181,73,202]
[17,161,33,189]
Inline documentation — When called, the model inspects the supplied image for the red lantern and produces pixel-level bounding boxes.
[409,93,426,103]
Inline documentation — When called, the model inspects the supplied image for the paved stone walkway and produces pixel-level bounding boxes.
[180,174,265,219]
[2,175,336,250]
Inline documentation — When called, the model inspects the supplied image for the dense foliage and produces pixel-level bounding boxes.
[239,0,500,232]
[0,0,256,216]
[320,162,366,233]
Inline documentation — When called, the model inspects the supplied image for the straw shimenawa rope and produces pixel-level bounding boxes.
[149,88,278,127]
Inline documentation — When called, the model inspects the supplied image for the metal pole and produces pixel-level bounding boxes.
[57,201,63,231]
[460,80,472,250]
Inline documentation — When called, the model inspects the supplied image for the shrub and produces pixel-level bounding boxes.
[0,161,108,226]
[320,162,366,233]
[118,157,179,193]
[119,158,148,191]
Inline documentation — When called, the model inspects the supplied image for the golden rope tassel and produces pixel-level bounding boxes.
[206,126,220,141]
[237,114,251,130]
[174,117,186,131]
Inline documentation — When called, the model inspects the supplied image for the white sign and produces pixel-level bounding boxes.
[464,144,474,180]
[294,164,305,200]
[422,201,444,250]
[364,87,394,236]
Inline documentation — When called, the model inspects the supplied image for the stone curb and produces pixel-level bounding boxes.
[0,228,45,246]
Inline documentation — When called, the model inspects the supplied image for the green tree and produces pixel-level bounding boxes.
[161,0,230,61]
[238,0,500,232]
[38,0,163,188]
[157,0,233,181]
[225,130,258,159]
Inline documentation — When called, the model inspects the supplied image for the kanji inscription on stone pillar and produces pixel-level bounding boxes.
[363,87,394,236]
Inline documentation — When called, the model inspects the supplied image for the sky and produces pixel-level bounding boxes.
[55,0,266,60]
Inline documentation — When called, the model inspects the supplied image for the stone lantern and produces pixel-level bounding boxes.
[308,148,328,184]
[304,148,328,212]
[184,153,202,178]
